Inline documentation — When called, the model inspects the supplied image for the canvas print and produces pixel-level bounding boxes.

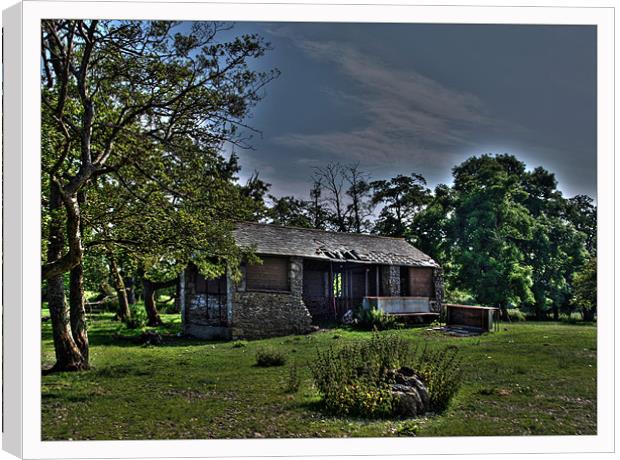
[40,19,597,440]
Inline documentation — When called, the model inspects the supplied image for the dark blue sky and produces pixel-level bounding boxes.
[220,22,596,200]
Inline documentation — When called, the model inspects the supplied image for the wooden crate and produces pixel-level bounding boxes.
[445,304,499,332]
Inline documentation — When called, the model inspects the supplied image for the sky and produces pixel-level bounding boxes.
[218,22,597,201]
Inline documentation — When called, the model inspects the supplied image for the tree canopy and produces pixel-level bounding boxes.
[41,19,278,371]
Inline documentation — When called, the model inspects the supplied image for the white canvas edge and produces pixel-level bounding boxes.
[2,2,24,459]
[1,0,614,458]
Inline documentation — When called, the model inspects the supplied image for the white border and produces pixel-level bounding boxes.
[4,1,616,458]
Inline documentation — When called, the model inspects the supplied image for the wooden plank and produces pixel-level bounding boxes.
[246,256,289,291]
[408,267,434,297]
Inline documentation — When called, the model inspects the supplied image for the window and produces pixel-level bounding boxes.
[245,256,289,292]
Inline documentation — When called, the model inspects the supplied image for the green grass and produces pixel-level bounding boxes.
[41,310,596,440]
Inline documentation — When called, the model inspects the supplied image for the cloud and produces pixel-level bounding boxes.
[273,38,492,166]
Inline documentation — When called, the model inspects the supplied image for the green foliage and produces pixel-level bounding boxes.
[408,183,454,264]
[408,153,595,319]
[267,195,314,228]
[41,19,279,367]
[444,288,477,305]
[449,155,535,310]
[231,340,248,349]
[416,346,463,413]
[558,312,584,324]
[371,173,431,237]
[310,332,412,417]
[101,297,120,313]
[506,308,527,322]
[124,303,147,330]
[255,347,286,367]
[565,195,597,255]
[353,308,403,331]
[396,421,420,436]
[572,256,597,318]
[285,362,301,393]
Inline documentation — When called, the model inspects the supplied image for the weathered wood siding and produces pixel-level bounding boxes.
[445,304,497,331]
[302,259,331,323]
[245,256,289,291]
[408,267,434,298]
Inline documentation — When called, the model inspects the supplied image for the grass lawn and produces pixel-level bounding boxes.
[41,310,596,440]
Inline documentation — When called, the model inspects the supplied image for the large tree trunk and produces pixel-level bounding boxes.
[583,308,595,322]
[109,257,131,322]
[534,294,546,321]
[126,276,136,305]
[69,263,89,365]
[45,182,87,372]
[47,276,85,372]
[142,279,162,326]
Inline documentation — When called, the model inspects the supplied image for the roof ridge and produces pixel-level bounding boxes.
[236,221,408,241]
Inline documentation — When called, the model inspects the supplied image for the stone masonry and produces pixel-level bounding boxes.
[231,256,313,339]
[432,267,444,314]
[381,265,401,297]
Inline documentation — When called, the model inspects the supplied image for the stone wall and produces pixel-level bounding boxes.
[381,265,401,297]
[231,256,313,339]
[432,267,444,314]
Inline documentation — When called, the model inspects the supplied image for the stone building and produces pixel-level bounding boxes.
[180,222,443,340]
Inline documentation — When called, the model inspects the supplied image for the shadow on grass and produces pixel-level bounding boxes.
[43,320,227,349]
[296,398,430,423]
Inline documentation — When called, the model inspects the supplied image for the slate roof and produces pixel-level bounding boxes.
[233,222,439,268]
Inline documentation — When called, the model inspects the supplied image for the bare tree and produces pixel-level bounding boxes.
[313,162,350,232]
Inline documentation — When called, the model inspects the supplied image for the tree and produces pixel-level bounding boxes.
[572,256,597,321]
[409,184,454,264]
[521,167,587,319]
[106,251,132,322]
[267,195,313,228]
[313,162,350,232]
[81,138,263,327]
[371,173,430,237]
[344,164,373,233]
[525,215,586,319]
[308,181,329,230]
[448,155,535,313]
[241,171,271,221]
[565,195,597,255]
[41,20,277,371]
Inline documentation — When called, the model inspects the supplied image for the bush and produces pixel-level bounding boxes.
[559,312,583,324]
[396,420,420,436]
[507,308,526,322]
[416,345,462,413]
[311,332,462,417]
[101,297,120,313]
[124,303,147,329]
[285,362,301,393]
[255,347,286,367]
[310,331,412,417]
[231,340,248,349]
[354,308,403,331]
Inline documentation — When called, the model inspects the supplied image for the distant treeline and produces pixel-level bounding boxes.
[258,155,596,321]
